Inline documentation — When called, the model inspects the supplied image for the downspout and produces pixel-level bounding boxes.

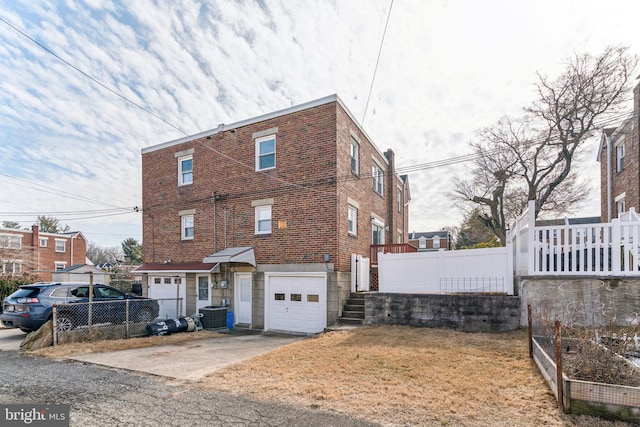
[606,133,612,221]
[213,192,217,253]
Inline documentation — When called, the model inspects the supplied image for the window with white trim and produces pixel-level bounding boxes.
[178,155,193,185]
[616,143,625,173]
[1,260,22,275]
[181,214,194,240]
[397,188,403,212]
[39,237,48,247]
[433,236,441,249]
[55,239,66,253]
[0,234,21,249]
[197,276,209,301]
[419,236,427,249]
[615,193,625,218]
[348,205,358,235]
[350,138,359,175]
[255,205,272,234]
[372,162,384,196]
[54,262,67,271]
[256,135,276,171]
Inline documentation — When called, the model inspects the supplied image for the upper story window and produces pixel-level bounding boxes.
[54,262,67,271]
[0,234,21,250]
[350,138,359,175]
[255,205,272,235]
[39,237,48,247]
[372,162,384,196]
[178,155,193,185]
[348,205,358,236]
[181,214,194,240]
[256,135,276,171]
[55,239,66,253]
[616,143,625,173]
[433,236,441,249]
[397,188,403,212]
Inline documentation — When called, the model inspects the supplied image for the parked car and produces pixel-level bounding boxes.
[1,282,159,333]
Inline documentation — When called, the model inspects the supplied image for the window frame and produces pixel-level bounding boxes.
[0,234,22,250]
[255,205,272,235]
[178,154,193,186]
[616,143,625,173]
[255,135,276,171]
[371,218,385,245]
[181,214,194,240]
[54,262,67,271]
[348,205,358,236]
[372,162,384,196]
[55,239,66,253]
[39,237,48,247]
[350,138,359,175]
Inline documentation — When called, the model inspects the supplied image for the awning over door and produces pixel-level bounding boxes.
[202,247,256,267]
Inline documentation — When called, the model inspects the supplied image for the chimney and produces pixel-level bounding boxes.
[31,224,39,247]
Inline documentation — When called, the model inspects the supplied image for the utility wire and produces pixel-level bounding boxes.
[362,0,394,125]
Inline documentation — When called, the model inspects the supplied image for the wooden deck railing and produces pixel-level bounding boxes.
[370,243,417,265]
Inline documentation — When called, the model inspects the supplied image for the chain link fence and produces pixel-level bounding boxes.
[53,298,183,345]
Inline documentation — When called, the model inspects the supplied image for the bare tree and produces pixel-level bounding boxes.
[453,46,637,244]
[86,242,123,265]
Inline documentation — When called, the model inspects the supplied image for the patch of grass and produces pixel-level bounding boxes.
[199,326,634,427]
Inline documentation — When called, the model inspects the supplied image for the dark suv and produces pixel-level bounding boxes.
[1,282,159,332]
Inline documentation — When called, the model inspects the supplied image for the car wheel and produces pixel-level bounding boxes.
[137,308,155,323]
[56,316,74,332]
[19,328,32,333]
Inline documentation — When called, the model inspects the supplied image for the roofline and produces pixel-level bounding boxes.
[141,94,389,165]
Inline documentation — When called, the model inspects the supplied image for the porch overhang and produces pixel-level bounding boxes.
[202,246,256,267]
[131,262,221,274]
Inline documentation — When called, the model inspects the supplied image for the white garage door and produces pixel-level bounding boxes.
[147,276,186,319]
[265,273,327,334]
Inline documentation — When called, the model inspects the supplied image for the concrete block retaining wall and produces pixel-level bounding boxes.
[364,293,521,332]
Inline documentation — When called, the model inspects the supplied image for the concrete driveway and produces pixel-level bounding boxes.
[0,328,304,381]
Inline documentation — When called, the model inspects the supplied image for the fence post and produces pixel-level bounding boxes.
[52,305,58,347]
[528,200,536,275]
[612,218,621,274]
[125,299,130,339]
[527,305,532,359]
[554,320,565,412]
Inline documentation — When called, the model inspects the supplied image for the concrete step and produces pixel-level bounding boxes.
[342,310,365,319]
[339,317,365,326]
[344,304,364,312]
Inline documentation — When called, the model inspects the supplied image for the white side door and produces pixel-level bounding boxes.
[234,273,252,326]
[196,275,211,312]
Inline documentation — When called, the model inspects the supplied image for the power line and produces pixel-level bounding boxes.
[362,0,394,125]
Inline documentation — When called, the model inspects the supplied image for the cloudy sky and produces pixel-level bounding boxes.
[0,0,639,248]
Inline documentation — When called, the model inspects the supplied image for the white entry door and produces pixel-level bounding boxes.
[196,275,211,311]
[235,273,252,326]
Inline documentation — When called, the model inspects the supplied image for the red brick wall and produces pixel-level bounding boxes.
[600,83,640,222]
[141,100,409,273]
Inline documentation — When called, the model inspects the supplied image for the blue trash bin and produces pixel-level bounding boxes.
[227,311,233,329]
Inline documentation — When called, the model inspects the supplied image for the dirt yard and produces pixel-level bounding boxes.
[30,326,636,426]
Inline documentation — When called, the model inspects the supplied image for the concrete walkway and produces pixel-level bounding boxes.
[68,332,304,381]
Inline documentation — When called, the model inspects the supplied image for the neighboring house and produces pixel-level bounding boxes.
[52,264,111,284]
[133,94,410,334]
[0,225,88,281]
[408,231,452,251]
[598,81,640,222]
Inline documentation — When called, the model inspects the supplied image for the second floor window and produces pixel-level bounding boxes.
[0,234,21,249]
[55,239,66,252]
[39,237,48,247]
[178,155,193,186]
[616,143,625,173]
[182,215,194,240]
[255,205,272,234]
[350,138,359,175]
[348,205,357,235]
[372,162,384,196]
[433,236,441,249]
[256,135,276,171]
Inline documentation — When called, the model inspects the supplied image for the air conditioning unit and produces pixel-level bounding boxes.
[199,306,227,330]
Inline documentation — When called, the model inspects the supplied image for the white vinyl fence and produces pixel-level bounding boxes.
[509,200,640,276]
[378,246,514,295]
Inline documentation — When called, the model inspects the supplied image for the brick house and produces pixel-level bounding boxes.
[0,225,88,281]
[134,95,410,333]
[408,231,452,251]
[598,81,640,222]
